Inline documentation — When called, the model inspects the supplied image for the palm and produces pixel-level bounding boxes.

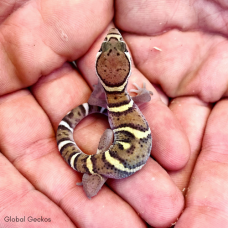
[0,0,227,227]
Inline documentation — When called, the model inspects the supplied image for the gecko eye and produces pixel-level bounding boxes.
[120,42,128,52]
[100,42,111,52]
[104,37,108,41]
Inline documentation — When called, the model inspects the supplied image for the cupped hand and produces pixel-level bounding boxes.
[115,0,228,227]
[0,0,226,228]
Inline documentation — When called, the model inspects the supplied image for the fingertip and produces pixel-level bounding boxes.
[109,159,185,227]
[148,101,191,171]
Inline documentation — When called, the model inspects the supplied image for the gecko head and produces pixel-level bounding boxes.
[96,28,131,92]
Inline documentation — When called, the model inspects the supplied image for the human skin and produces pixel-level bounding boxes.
[0,0,227,227]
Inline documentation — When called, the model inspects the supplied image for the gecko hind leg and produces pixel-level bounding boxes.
[81,173,107,199]
[80,129,114,198]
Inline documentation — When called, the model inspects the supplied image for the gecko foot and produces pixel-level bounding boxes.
[130,82,153,104]
[88,80,107,108]
[81,173,108,198]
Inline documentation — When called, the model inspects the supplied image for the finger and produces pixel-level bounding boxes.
[109,158,184,227]
[115,0,228,36]
[0,1,27,24]
[31,63,147,227]
[115,0,228,103]
[176,99,228,227]
[0,114,74,227]
[0,0,113,96]
[122,28,228,104]
[168,97,211,192]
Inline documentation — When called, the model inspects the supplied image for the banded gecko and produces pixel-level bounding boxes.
[56,28,152,198]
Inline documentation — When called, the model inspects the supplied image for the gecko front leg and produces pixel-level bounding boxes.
[130,82,153,104]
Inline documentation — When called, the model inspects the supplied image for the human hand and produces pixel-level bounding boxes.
[1,0,222,227]
[115,0,228,227]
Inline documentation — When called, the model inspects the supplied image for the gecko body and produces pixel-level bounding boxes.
[56,28,152,198]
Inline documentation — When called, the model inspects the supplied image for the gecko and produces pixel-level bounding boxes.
[56,28,152,198]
